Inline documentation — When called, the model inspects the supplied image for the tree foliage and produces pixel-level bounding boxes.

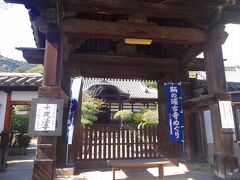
[144,81,157,89]
[10,112,31,149]
[142,110,159,127]
[114,110,133,122]
[132,109,147,124]
[81,92,104,125]
[13,105,30,112]
[26,65,44,73]
[0,55,43,73]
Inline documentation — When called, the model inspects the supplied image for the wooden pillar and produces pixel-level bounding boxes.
[204,24,239,179]
[180,70,197,160]
[32,24,70,180]
[157,81,168,156]
[3,91,12,132]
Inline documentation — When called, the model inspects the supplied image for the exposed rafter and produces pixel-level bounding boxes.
[63,0,222,20]
[63,19,207,44]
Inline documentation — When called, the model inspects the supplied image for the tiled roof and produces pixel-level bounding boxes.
[0,73,42,90]
[83,78,158,99]
[197,66,240,83]
[197,66,240,91]
[0,73,157,99]
[225,66,240,83]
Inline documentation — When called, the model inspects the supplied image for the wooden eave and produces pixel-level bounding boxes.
[17,47,45,64]
[5,0,240,51]
[18,47,205,80]
[183,92,232,112]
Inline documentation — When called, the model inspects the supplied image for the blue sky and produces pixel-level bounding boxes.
[0,0,239,66]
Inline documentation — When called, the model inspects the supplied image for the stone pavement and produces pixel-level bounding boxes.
[0,154,217,180]
[0,139,36,180]
[57,162,217,180]
[0,137,217,180]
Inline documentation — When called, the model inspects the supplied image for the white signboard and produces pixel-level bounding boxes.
[34,104,57,131]
[219,101,235,129]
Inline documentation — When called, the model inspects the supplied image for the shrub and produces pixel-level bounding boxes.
[81,101,100,125]
[114,110,133,122]
[10,114,31,148]
[132,109,147,124]
[10,114,29,134]
[142,110,159,127]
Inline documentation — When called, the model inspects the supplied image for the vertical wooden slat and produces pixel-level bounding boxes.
[148,126,153,158]
[98,125,102,159]
[122,128,125,158]
[108,126,111,159]
[144,127,148,158]
[103,125,107,159]
[79,126,83,160]
[113,126,116,159]
[153,126,157,157]
[136,127,139,158]
[140,127,143,158]
[84,126,88,160]
[117,128,121,159]
[131,130,134,159]
[89,126,93,159]
[126,129,130,159]
[158,127,161,157]
[94,126,98,159]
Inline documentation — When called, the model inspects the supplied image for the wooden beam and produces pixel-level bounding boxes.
[68,53,179,79]
[17,47,44,64]
[216,10,240,24]
[183,94,217,112]
[183,93,232,112]
[64,0,212,20]
[63,19,207,44]
[43,40,58,86]
[181,44,205,69]
[188,58,205,71]
[10,101,31,105]
[4,0,49,8]
[70,53,178,67]
[69,66,164,80]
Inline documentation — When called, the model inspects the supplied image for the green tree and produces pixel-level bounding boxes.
[142,110,159,127]
[81,92,104,125]
[81,101,101,125]
[145,81,157,89]
[114,110,133,122]
[26,65,44,73]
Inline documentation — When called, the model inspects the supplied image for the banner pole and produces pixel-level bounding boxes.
[66,144,69,165]
[179,82,187,161]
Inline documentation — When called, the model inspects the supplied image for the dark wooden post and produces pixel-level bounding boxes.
[204,24,240,179]
[32,25,70,180]
[180,70,197,160]
[157,81,168,156]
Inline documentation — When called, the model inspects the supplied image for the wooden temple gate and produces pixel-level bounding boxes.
[4,0,240,179]
[75,124,181,168]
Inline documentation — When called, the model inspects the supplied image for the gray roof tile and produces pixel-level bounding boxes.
[83,78,157,99]
[0,73,42,88]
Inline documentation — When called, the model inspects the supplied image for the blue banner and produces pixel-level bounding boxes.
[66,77,83,145]
[66,98,78,144]
[164,83,184,142]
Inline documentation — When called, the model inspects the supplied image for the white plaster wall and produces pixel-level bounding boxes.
[0,91,7,132]
[204,110,214,144]
[11,91,38,101]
